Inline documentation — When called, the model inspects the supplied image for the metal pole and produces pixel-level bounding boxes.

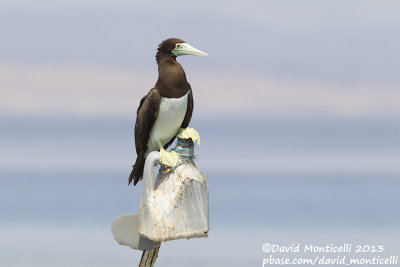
[138,244,160,267]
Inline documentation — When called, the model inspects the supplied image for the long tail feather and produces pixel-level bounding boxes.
[129,151,145,186]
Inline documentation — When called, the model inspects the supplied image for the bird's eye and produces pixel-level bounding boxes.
[176,44,181,48]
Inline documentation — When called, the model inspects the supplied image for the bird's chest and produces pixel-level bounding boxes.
[149,92,189,145]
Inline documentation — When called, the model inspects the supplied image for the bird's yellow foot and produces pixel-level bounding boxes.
[160,148,180,167]
[177,128,200,145]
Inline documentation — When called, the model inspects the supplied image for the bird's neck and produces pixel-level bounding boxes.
[156,54,189,98]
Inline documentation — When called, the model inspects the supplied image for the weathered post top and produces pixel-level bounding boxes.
[139,137,209,242]
[112,136,209,246]
[112,135,208,267]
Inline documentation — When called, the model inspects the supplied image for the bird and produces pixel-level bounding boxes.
[129,38,208,186]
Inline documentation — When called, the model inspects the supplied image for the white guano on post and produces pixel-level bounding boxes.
[138,140,209,242]
[112,138,209,267]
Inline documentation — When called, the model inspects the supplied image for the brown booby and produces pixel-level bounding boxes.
[129,38,208,185]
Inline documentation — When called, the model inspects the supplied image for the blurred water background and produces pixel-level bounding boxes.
[1,1,400,266]
[1,117,399,266]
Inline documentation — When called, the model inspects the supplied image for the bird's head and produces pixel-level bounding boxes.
[157,38,209,60]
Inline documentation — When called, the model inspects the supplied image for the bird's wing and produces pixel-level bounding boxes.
[134,88,161,155]
[163,87,193,150]
[181,87,193,128]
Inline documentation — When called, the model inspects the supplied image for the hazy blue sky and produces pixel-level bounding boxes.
[1,1,400,119]
[1,0,400,82]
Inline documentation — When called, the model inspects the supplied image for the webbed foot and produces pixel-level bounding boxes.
[159,148,179,167]
[177,128,200,145]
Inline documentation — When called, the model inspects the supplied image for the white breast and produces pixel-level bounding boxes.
[146,92,189,155]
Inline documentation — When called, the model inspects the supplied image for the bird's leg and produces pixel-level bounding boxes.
[158,140,179,167]
[177,128,201,145]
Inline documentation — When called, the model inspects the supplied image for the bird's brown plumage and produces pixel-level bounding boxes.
[129,38,194,185]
